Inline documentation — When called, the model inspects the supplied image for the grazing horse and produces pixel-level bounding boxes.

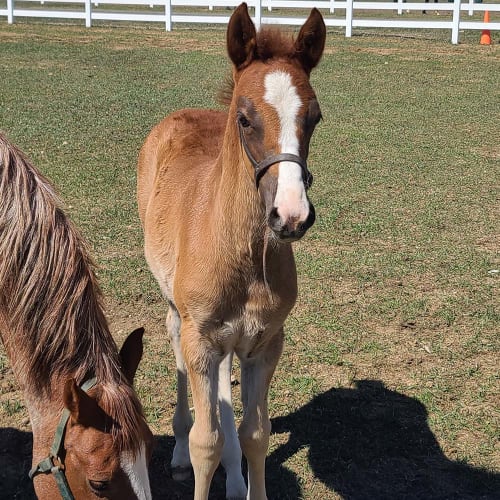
[137,3,325,499]
[0,132,154,500]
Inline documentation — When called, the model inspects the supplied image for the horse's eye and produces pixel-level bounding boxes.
[88,479,109,493]
[237,112,251,128]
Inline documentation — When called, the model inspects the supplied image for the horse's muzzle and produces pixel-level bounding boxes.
[268,202,316,242]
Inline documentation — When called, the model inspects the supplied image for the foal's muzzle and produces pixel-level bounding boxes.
[268,201,316,242]
[238,120,315,241]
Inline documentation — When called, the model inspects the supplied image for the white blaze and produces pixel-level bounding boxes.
[120,445,152,500]
[263,70,310,223]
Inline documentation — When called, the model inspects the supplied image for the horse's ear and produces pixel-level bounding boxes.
[294,8,326,73]
[227,3,257,70]
[63,379,105,428]
[119,327,144,384]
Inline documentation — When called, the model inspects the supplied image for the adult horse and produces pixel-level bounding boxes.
[0,132,154,499]
[137,4,325,499]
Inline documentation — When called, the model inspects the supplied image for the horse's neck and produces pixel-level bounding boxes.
[23,377,67,447]
[215,126,267,263]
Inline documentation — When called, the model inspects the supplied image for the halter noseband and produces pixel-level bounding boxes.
[237,121,313,189]
[29,378,97,500]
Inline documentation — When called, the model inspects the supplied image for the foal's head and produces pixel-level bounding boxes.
[227,3,326,242]
[34,329,154,500]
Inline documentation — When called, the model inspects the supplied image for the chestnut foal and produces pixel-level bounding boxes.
[0,132,154,499]
[137,4,325,499]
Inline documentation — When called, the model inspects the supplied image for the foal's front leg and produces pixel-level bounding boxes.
[167,304,193,479]
[239,329,284,500]
[182,323,224,500]
[219,352,248,499]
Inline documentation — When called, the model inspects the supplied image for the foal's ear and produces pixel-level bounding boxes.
[63,379,106,428]
[227,3,257,70]
[119,327,144,384]
[294,8,326,73]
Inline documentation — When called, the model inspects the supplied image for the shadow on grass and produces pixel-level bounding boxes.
[0,427,35,499]
[268,379,500,499]
[1,380,498,499]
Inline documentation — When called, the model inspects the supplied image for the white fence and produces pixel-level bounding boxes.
[1,0,499,43]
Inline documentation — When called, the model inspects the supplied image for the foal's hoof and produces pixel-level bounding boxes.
[171,466,192,481]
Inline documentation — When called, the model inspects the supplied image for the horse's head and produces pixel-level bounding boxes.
[227,3,325,242]
[34,329,154,500]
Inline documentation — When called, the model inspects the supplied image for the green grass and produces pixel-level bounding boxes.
[1,399,25,416]
[0,19,499,499]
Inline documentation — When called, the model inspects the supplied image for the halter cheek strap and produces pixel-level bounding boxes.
[29,378,98,500]
[238,121,313,189]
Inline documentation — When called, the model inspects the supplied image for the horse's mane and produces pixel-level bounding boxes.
[219,26,297,106]
[0,132,145,453]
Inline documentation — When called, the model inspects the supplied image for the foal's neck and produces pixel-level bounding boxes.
[216,118,268,257]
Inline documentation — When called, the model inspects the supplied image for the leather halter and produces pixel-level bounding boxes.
[237,121,313,189]
[29,378,98,500]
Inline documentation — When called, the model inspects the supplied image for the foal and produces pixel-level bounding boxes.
[138,4,325,499]
[0,132,154,499]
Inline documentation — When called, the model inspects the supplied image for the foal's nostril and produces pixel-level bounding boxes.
[268,207,281,229]
[304,203,316,230]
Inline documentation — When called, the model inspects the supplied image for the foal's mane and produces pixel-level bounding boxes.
[219,26,298,106]
[0,132,144,452]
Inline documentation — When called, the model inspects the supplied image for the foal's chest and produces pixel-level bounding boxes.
[209,276,297,358]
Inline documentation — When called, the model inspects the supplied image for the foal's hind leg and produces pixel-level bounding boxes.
[239,330,284,500]
[219,352,247,499]
[167,303,193,479]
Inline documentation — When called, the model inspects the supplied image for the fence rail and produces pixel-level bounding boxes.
[1,0,499,43]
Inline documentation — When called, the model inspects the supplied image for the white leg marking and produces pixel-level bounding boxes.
[219,353,247,499]
[264,70,309,223]
[120,445,152,500]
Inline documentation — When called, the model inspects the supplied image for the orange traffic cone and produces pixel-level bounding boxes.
[480,11,491,45]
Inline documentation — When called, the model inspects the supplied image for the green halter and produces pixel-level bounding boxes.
[29,378,98,500]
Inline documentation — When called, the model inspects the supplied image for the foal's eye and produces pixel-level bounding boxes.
[237,112,251,128]
[88,479,109,493]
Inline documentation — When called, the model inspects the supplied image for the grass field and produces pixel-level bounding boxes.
[0,19,499,499]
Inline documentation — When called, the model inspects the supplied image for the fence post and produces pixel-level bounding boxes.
[397,0,403,15]
[7,0,13,24]
[468,0,473,16]
[85,0,92,27]
[346,0,354,37]
[254,0,262,30]
[165,0,171,31]
[330,0,335,14]
[451,0,461,44]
